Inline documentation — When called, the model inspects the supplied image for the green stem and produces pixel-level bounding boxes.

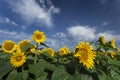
[81,74,83,80]
[34,43,39,64]
[57,52,60,65]
[34,52,37,64]
[22,66,24,72]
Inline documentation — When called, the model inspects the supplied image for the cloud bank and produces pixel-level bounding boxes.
[0,29,31,44]
[9,0,60,27]
[0,17,18,26]
[67,25,120,41]
[0,30,69,50]
[0,25,119,50]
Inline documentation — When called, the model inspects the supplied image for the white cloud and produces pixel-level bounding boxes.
[52,32,67,39]
[9,0,60,27]
[67,25,120,42]
[67,26,96,41]
[0,17,18,26]
[21,25,27,30]
[98,31,120,41]
[0,29,69,50]
[46,38,61,50]
[11,21,18,26]
[4,18,10,23]
[46,32,70,50]
[46,37,70,50]
[0,29,31,44]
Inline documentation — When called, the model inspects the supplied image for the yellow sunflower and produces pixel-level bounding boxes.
[29,45,36,53]
[10,52,26,68]
[99,36,106,45]
[2,40,16,53]
[32,30,46,43]
[17,40,30,52]
[59,47,69,56]
[38,48,44,55]
[23,45,36,55]
[107,51,115,58]
[44,48,54,57]
[74,41,96,69]
[117,48,120,53]
[110,38,116,48]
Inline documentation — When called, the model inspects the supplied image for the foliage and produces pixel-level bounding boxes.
[0,30,120,80]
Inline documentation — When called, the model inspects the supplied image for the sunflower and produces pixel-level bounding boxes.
[2,40,16,53]
[32,30,46,43]
[107,51,115,58]
[38,48,44,55]
[23,45,36,55]
[29,45,36,53]
[10,52,26,68]
[117,48,120,53]
[99,36,106,45]
[74,41,96,69]
[17,40,30,52]
[110,38,116,48]
[44,48,54,57]
[59,47,69,56]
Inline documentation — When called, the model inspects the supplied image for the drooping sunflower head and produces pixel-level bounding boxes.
[59,47,69,56]
[23,45,36,55]
[99,36,106,45]
[117,48,120,53]
[107,51,115,58]
[32,30,46,43]
[29,45,36,53]
[110,38,116,48]
[38,48,44,55]
[17,40,30,52]
[74,41,96,69]
[44,48,54,57]
[10,52,26,68]
[2,40,16,53]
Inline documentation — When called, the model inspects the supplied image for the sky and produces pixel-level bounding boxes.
[0,0,120,50]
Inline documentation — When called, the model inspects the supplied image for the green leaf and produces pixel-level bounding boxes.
[6,70,18,80]
[22,44,33,52]
[42,59,56,71]
[27,55,34,60]
[29,59,56,78]
[51,65,71,80]
[46,63,56,71]
[42,52,52,58]
[29,59,48,77]
[98,70,114,80]
[40,43,49,48]
[99,74,107,80]
[72,73,82,80]
[36,72,47,80]
[99,74,113,80]
[29,63,44,77]
[108,58,120,67]
[7,70,28,80]
[110,70,120,80]
[0,52,9,60]
[115,55,120,60]
[17,70,28,80]
[0,61,13,79]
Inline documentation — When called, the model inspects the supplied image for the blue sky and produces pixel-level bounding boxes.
[0,0,120,50]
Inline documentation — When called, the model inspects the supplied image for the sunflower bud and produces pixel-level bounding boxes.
[110,38,116,48]
[99,36,106,45]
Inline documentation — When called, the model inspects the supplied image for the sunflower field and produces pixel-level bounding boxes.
[0,30,120,80]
